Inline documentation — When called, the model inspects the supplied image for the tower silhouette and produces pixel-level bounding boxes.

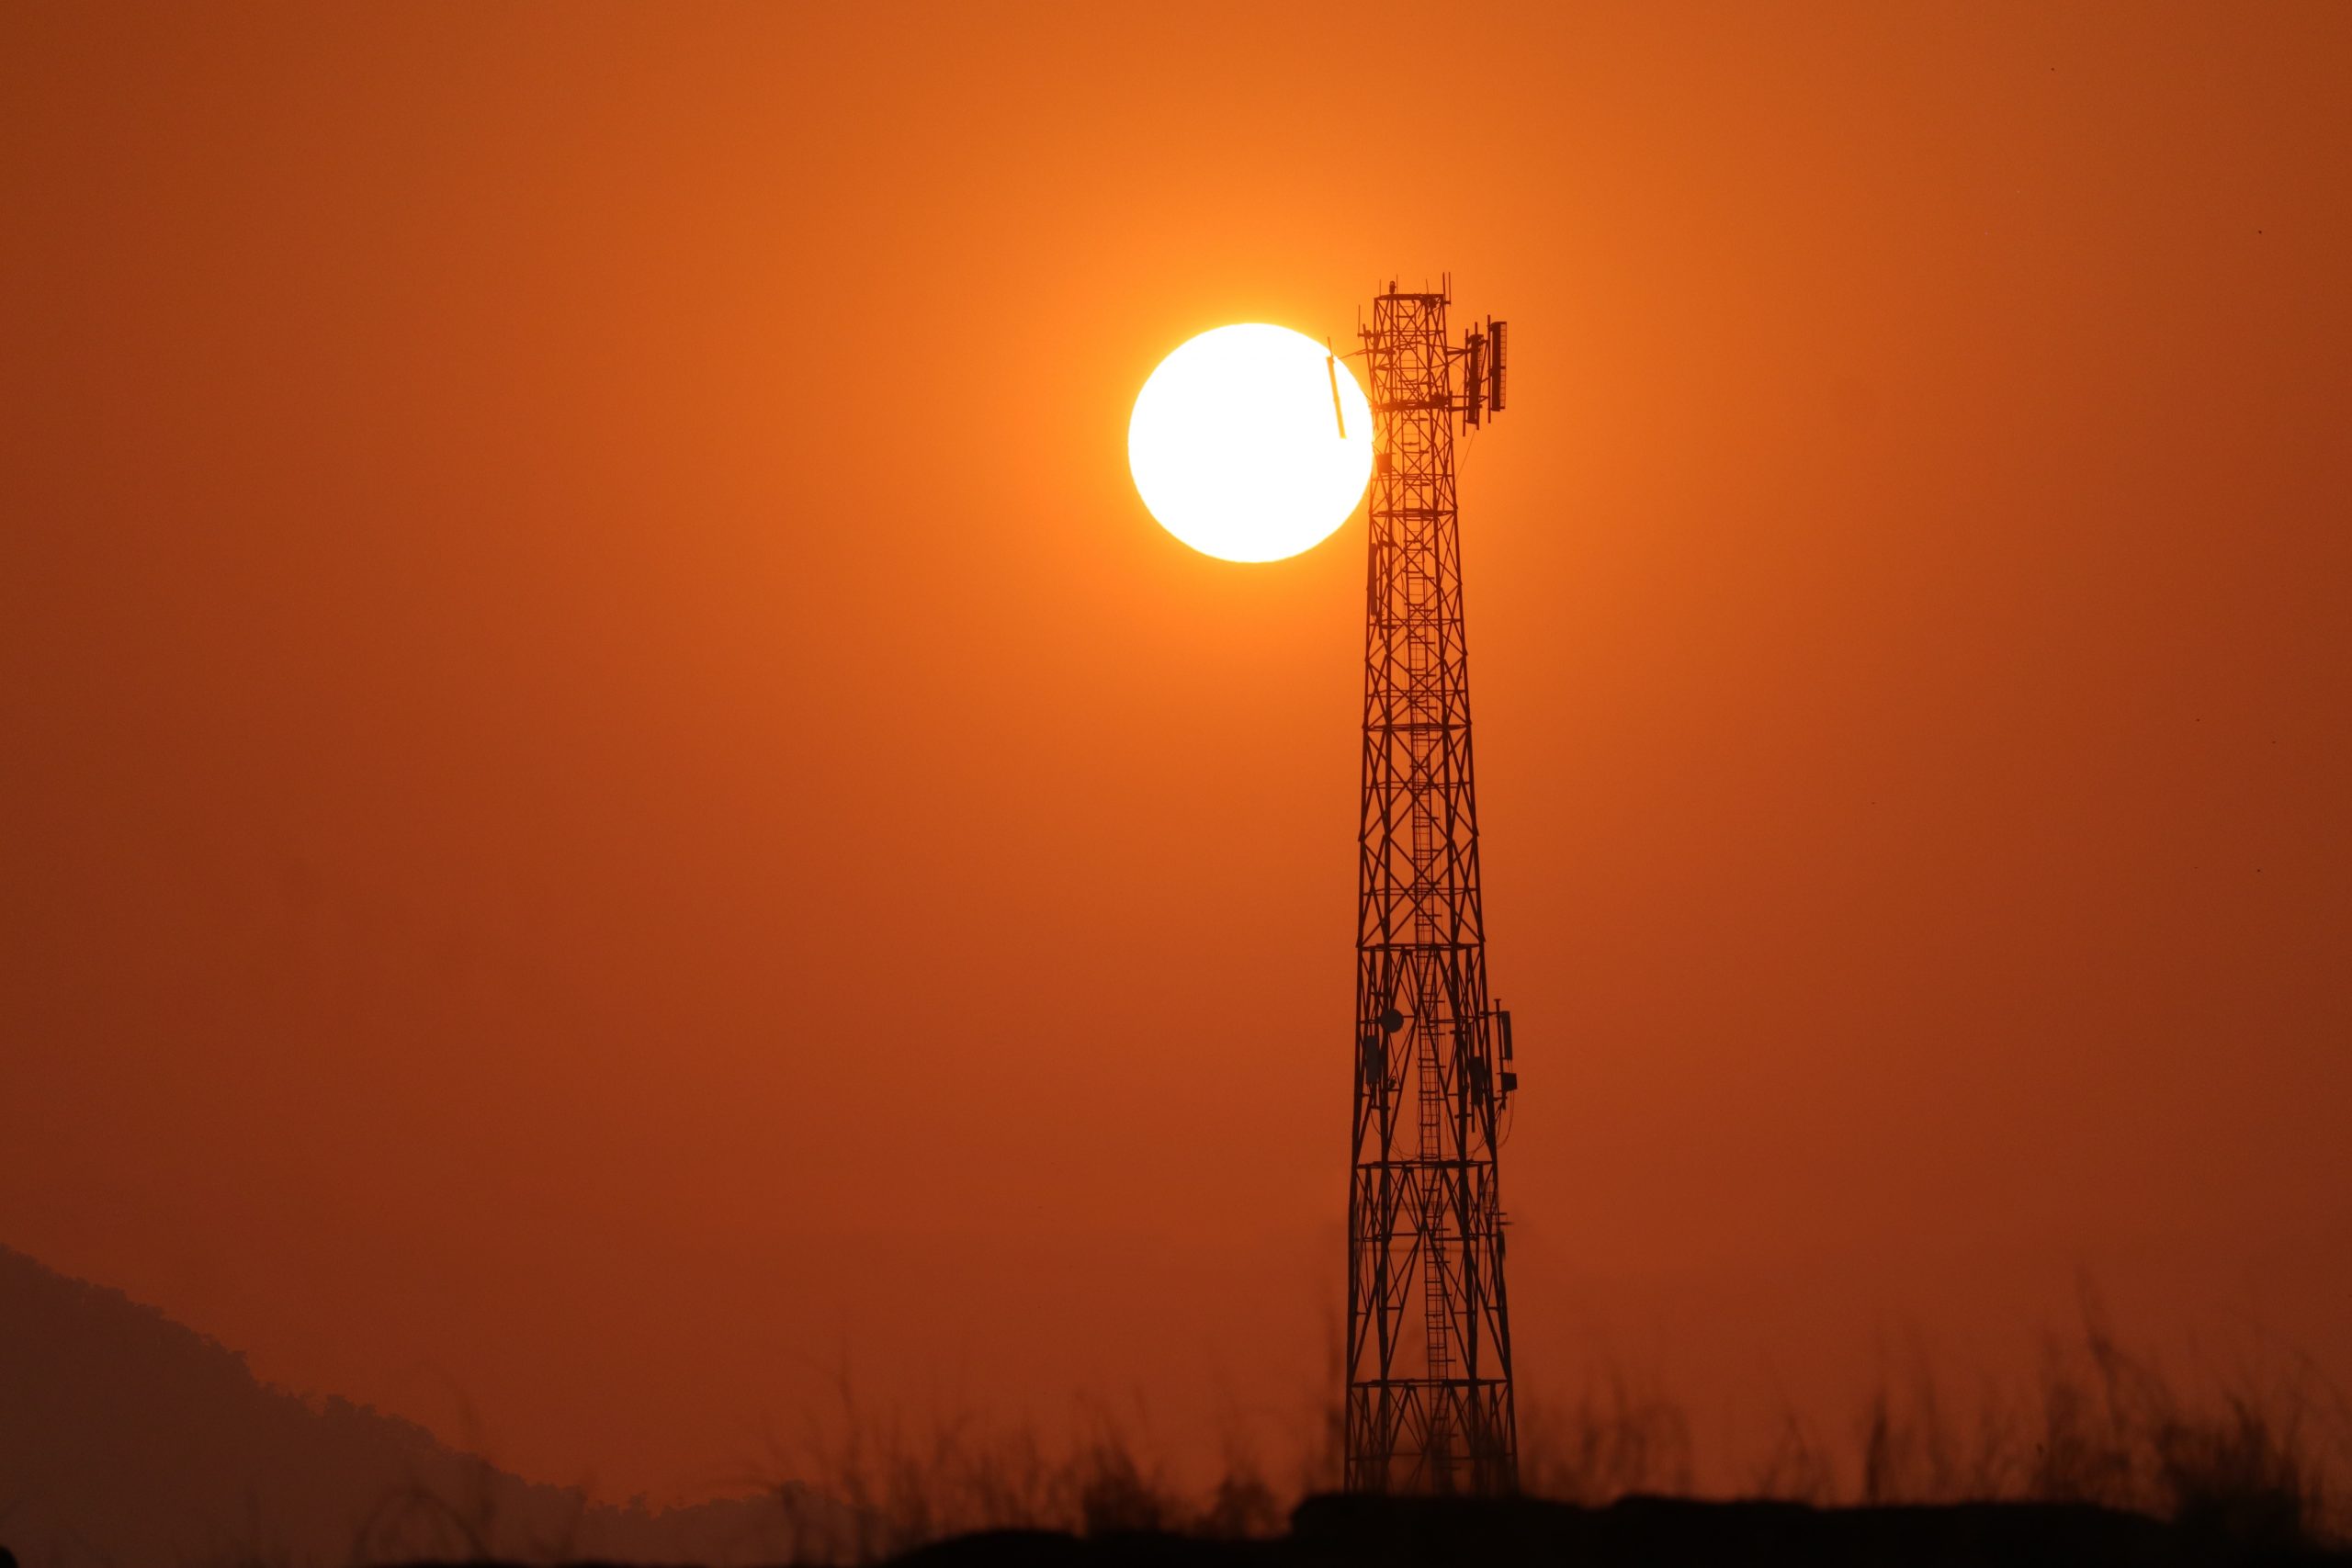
[1345,279,1518,1495]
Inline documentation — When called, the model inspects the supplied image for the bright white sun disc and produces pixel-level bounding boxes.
[1128,323,1374,563]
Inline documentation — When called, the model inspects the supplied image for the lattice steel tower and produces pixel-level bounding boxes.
[1345,278,1519,1495]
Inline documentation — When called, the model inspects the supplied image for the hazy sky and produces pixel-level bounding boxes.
[5,2,2347,1503]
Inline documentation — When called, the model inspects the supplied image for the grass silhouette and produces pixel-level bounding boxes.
[9,1236,2342,1565]
[719,1298,2349,1564]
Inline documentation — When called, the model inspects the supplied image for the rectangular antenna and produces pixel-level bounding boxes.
[1487,320,1508,413]
[1462,334,1484,427]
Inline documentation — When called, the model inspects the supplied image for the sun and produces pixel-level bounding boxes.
[1128,323,1374,563]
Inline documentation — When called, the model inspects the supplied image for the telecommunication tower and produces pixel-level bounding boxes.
[1343,278,1519,1495]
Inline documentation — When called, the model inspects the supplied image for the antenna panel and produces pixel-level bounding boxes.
[1487,320,1508,412]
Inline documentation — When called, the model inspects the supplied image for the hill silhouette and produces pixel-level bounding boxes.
[0,1243,824,1566]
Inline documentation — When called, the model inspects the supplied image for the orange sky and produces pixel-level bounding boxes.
[5,2,2348,1505]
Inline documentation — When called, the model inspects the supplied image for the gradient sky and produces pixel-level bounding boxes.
[5,2,2347,1504]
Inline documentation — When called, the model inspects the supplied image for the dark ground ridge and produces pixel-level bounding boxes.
[372,1492,2352,1568]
